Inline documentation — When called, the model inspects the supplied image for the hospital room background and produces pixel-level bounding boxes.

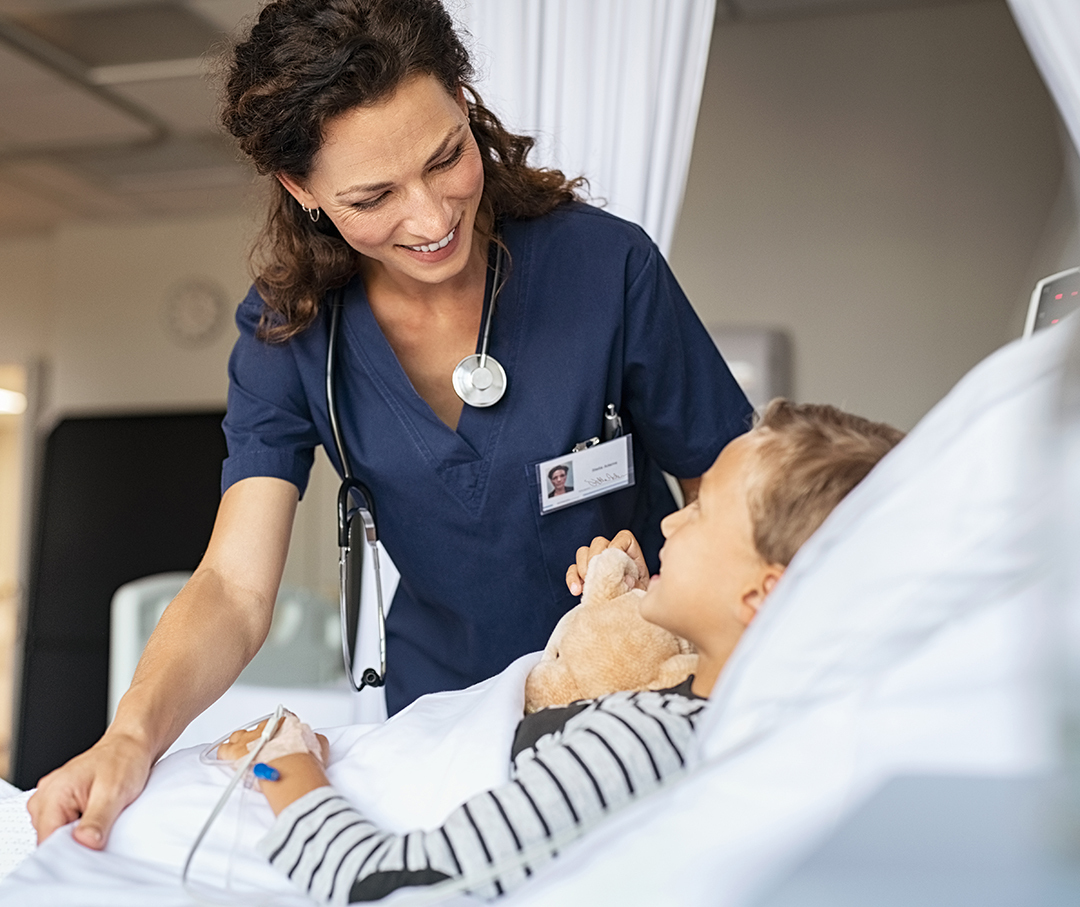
[0,0,1078,881]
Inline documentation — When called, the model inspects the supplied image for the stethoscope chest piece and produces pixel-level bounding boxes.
[452,354,507,407]
[451,238,507,408]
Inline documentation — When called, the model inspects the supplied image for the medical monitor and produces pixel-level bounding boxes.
[1024,267,1080,337]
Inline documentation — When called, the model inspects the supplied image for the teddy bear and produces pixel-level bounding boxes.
[524,547,698,713]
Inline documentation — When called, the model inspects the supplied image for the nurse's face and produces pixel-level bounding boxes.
[277,73,486,291]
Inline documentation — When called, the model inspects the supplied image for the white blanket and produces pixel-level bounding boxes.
[0,654,538,906]
[1,319,1073,906]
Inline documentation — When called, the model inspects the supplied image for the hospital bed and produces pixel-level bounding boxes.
[0,296,1074,905]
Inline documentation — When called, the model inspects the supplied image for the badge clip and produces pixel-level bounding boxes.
[572,437,600,453]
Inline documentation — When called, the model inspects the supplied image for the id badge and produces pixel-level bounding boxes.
[535,435,635,515]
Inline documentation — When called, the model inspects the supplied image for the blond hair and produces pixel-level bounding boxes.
[746,399,905,566]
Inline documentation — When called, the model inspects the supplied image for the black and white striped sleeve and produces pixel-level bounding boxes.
[256,689,706,903]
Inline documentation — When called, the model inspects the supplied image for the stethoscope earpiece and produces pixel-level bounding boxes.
[360,667,384,688]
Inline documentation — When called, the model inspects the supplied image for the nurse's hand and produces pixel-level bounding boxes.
[566,530,649,596]
[28,727,156,849]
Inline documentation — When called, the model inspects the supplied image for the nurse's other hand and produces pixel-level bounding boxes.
[28,728,156,849]
[566,530,648,596]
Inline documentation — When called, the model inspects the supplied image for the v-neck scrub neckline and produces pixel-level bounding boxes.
[348,238,509,457]
[222,203,753,714]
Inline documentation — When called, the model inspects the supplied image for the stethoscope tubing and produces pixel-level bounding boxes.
[328,291,387,693]
[325,237,507,691]
[477,243,502,370]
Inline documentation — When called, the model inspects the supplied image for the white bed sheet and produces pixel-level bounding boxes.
[0,654,537,906]
[0,320,1072,906]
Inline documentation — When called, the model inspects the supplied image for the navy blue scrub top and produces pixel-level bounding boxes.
[222,203,753,714]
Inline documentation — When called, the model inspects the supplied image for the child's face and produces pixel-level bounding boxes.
[640,432,780,649]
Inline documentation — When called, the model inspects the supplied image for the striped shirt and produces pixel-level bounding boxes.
[257,683,706,903]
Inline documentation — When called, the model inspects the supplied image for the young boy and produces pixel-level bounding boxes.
[219,400,903,903]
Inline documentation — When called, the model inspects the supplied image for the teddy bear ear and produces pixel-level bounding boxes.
[582,547,640,602]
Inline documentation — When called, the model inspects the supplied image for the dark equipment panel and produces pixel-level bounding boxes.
[1030,268,1080,334]
[13,411,226,789]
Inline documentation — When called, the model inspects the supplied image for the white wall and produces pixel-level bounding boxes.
[0,204,340,609]
[0,237,52,363]
[1012,135,1080,335]
[669,0,1070,430]
[47,213,251,415]
[0,415,20,598]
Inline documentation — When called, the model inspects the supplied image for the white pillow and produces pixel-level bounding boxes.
[698,318,1069,758]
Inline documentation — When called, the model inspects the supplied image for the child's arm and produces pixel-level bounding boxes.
[218,694,702,904]
[217,723,329,815]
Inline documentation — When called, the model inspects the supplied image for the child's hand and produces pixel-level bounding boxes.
[216,723,265,761]
[565,530,648,596]
[216,717,330,764]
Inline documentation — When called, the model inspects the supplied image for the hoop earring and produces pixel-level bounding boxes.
[300,203,321,223]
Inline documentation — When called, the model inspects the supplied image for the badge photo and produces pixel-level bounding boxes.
[535,435,635,515]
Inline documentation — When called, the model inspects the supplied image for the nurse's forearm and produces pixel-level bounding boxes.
[29,476,298,848]
[110,567,277,759]
[110,476,298,759]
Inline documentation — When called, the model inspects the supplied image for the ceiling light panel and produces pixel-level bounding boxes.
[13,1,223,67]
[0,41,152,149]
[4,159,139,215]
[64,133,248,187]
[108,73,220,134]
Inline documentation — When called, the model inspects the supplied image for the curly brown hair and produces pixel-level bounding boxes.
[221,0,585,342]
[746,400,905,566]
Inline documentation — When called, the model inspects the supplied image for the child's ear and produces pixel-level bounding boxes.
[738,566,785,626]
[761,568,783,598]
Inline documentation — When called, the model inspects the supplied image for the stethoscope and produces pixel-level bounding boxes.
[326,241,508,691]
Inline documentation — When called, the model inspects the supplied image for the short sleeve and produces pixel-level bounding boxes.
[220,287,320,497]
[621,244,753,477]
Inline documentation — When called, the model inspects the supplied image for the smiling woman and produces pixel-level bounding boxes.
[27,0,753,855]
[277,80,485,294]
[274,74,492,429]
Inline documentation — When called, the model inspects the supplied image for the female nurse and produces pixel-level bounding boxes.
[28,0,752,849]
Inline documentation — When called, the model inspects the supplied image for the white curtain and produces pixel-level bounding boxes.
[450,0,717,256]
[1008,0,1080,157]
[352,1,716,723]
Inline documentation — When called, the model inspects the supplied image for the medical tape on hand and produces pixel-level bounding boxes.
[184,704,291,905]
[243,710,324,768]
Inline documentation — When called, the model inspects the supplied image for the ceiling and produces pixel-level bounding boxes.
[0,0,971,240]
